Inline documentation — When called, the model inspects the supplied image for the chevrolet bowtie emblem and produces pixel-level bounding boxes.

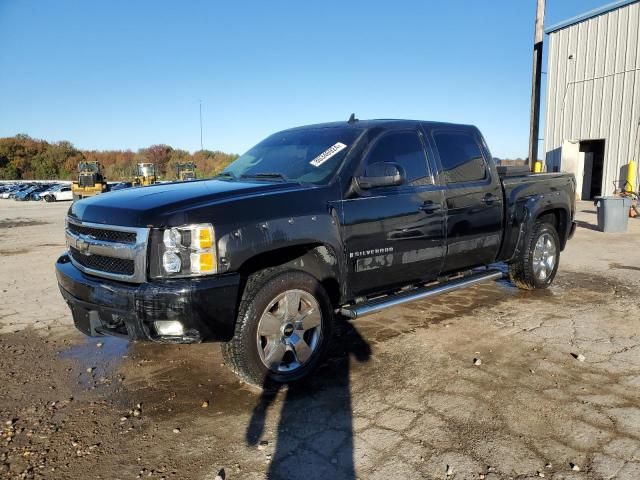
[76,238,90,254]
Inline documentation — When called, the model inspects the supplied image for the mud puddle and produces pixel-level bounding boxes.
[57,334,259,418]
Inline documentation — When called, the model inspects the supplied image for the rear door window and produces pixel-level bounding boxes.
[432,131,487,184]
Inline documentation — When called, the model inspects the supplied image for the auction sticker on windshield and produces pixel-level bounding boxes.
[309,142,347,167]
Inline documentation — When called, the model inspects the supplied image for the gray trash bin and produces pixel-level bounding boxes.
[594,196,629,233]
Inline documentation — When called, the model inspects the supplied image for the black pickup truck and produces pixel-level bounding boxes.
[56,119,576,386]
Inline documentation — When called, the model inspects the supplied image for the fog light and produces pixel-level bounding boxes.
[154,320,184,336]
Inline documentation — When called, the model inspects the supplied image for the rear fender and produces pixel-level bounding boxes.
[508,200,571,262]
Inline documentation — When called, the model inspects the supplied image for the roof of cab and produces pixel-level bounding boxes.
[284,119,477,132]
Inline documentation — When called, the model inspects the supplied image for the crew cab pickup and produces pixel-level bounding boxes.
[56,119,577,386]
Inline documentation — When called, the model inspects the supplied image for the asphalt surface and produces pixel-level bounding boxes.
[0,200,639,480]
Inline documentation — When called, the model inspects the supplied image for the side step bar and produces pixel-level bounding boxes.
[340,269,504,320]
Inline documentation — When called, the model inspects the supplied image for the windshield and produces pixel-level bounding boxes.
[223,127,363,185]
[137,164,155,176]
[79,162,99,173]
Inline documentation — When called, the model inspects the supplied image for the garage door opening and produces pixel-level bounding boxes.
[578,140,604,200]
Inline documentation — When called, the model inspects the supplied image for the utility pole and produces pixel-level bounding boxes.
[528,0,545,172]
[199,100,204,151]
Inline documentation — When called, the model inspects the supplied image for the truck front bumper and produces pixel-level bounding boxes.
[56,254,241,343]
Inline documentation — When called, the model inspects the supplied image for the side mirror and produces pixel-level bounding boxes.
[356,162,404,189]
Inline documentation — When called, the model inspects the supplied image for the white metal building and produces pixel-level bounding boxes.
[544,0,640,198]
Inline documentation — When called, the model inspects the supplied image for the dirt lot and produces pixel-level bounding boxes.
[0,200,638,480]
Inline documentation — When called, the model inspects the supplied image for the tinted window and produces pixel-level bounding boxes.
[365,131,429,185]
[433,131,486,183]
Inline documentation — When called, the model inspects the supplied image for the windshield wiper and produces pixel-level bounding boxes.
[241,172,290,182]
[215,171,237,180]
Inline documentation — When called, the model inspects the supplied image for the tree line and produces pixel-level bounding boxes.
[0,134,239,181]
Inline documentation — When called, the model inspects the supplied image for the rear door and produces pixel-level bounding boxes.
[341,128,446,296]
[428,127,503,273]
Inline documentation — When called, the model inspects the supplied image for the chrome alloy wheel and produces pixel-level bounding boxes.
[256,289,323,373]
[532,232,557,281]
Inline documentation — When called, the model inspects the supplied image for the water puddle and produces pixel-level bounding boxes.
[59,336,129,389]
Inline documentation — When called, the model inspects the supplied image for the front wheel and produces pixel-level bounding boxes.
[44,194,55,203]
[509,220,560,290]
[222,269,333,388]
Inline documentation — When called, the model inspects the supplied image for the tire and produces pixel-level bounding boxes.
[509,220,560,290]
[44,194,55,203]
[222,269,334,388]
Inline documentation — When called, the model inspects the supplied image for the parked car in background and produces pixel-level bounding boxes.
[0,184,18,195]
[43,185,73,202]
[4,184,33,199]
[29,184,54,201]
[21,184,54,201]
[35,184,62,200]
[14,185,40,201]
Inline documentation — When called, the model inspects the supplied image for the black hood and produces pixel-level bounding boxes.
[69,179,308,227]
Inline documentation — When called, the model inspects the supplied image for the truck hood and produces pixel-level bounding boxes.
[69,179,308,227]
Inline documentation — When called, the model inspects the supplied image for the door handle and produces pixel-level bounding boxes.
[419,202,441,213]
[481,194,496,205]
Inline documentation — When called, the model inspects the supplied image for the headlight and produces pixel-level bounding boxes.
[150,223,217,278]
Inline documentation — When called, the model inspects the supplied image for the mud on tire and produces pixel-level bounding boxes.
[221,268,334,388]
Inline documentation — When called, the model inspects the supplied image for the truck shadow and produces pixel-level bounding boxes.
[246,320,371,480]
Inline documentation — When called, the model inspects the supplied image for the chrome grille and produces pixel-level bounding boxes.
[67,222,137,244]
[65,217,149,283]
[69,247,135,275]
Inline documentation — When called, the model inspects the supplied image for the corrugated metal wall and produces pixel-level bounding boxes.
[544,1,640,194]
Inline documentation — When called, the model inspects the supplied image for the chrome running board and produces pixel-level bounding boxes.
[340,269,504,320]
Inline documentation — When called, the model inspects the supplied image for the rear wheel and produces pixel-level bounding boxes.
[44,194,55,203]
[222,269,333,388]
[509,220,560,290]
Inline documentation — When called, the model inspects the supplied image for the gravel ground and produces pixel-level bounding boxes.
[0,200,638,480]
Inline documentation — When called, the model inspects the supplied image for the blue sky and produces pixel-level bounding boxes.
[0,0,610,158]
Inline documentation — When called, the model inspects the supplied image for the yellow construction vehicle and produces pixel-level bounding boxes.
[72,161,108,201]
[176,162,196,181]
[133,163,157,186]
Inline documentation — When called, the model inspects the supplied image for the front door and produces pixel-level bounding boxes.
[340,129,446,296]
